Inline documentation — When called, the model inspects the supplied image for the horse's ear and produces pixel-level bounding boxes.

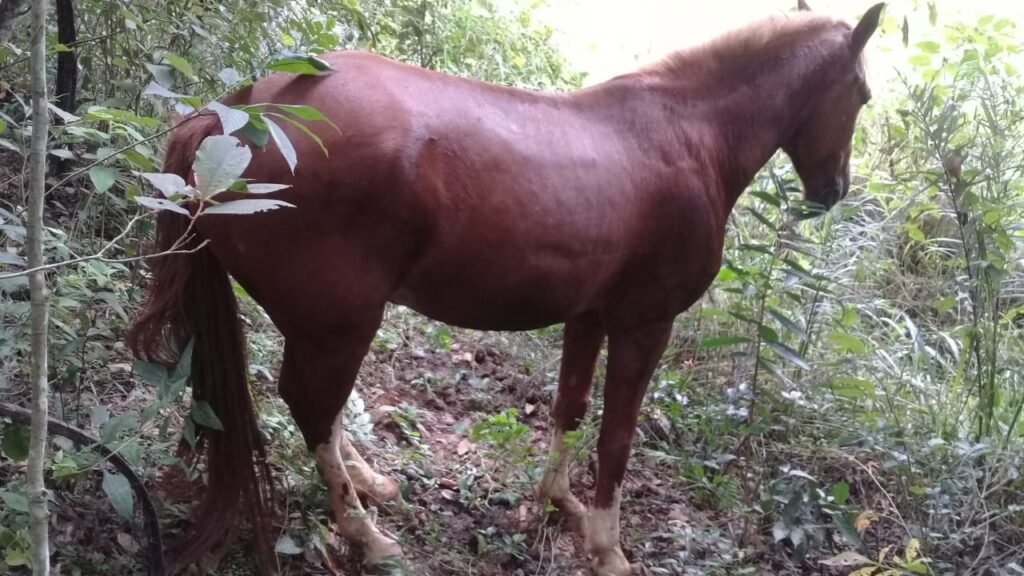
[851,3,885,54]
[798,0,812,11]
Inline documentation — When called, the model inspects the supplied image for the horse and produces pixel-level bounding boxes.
[129,2,883,574]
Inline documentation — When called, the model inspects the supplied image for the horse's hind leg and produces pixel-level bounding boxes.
[279,318,402,565]
[585,320,672,576]
[339,431,400,504]
[536,314,605,523]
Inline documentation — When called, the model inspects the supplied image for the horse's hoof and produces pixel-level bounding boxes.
[364,534,404,567]
[590,547,633,576]
[535,483,587,531]
[547,495,587,533]
[362,553,407,576]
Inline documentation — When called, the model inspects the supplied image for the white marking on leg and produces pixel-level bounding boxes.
[539,428,571,499]
[585,485,631,576]
[537,428,587,519]
[316,413,402,565]
[339,430,400,503]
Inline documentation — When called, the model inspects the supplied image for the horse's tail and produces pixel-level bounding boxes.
[127,116,274,573]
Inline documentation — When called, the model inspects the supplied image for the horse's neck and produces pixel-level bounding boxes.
[632,55,819,222]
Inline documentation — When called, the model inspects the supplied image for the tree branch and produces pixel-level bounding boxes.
[0,212,207,280]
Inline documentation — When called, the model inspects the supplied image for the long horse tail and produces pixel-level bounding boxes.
[127,116,274,573]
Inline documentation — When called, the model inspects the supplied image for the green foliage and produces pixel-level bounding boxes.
[367,0,584,89]
[1,0,1021,573]
[471,407,536,490]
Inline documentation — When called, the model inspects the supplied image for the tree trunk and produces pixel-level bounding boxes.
[27,0,52,573]
[53,0,77,176]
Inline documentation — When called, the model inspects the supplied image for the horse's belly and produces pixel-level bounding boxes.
[390,258,602,331]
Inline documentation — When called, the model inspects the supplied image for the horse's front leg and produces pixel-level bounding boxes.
[585,320,672,576]
[536,315,605,525]
[279,329,403,567]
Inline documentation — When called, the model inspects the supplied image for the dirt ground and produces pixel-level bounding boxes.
[1,286,904,576]
[2,310,756,576]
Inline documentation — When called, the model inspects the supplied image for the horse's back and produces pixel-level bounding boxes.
[196,51,708,332]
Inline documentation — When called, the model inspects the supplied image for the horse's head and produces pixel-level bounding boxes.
[783,3,884,212]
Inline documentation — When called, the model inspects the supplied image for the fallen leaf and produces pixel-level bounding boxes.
[855,510,878,534]
[457,438,473,455]
[117,532,139,553]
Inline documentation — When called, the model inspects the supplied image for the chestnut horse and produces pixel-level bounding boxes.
[130,3,882,574]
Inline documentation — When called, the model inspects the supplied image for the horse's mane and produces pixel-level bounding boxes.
[643,12,852,81]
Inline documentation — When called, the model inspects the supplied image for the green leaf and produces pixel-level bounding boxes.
[244,183,291,194]
[831,376,875,399]
[905,538,920,562]
[264,117,297,174]
[266,55,335,75]
[834,514,863,548]
[749,190,781,208]
[934,296,955,314]
[767,342,810,370]
[768,308,809,341]
[0,491,28,513]
[205,102,250,135]
[134,360,169,387]
[916,41,940,54]
[84,107,161,128]
[204,199,295,215]
[191,401,224,431]
[90,405,110,429]
[237,119,271,149]
[172,339,194,383]
[182,417,197,449]
[191,135,252,198]
[162,53,196,79]
[100,413,138,445]
[268,112,329,157]
[0,138,22,153]
[102,470,134,519]
[698,335,751,348]
[827,332,867,355]
[139,173,188,197]
[274,104,328,121]
[89,166,117,194]
[1,422,30,461]
[136,196,190,216]
[908,54,932,68]
[832,482,850,505]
